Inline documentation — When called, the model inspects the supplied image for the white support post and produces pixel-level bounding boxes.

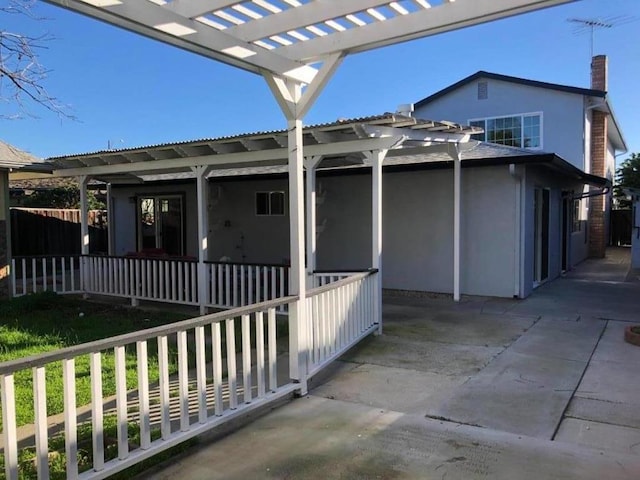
[264,56,342,394]
[452,145,462,302]
[365,150,387,334]
[193,166,211,315]
[78,176,90,295]
[304,155,322,287]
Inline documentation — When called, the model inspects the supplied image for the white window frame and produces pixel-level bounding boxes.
[468,112,543,150]
[255,191,286,216]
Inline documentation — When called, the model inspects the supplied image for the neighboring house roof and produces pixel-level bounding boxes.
[414,71,627,153]
[0,141,50,172]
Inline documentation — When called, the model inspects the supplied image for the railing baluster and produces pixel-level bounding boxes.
[315,295,322,365]
[248,267,254,305]
[10,258,16,296]
[153,260,158,299]
[268,308,277,392]
[263,266,268,302]
[62,257,67,293]
[42,257,47,292]
[158,260,164,300]
[177,330,190,431]
[1,374,18,480]
[225,264,231,307]
[211,322,223,416]
[226,318,238,409]
[195,326,208,423]
[191,262,197,303]
[256,311,265,398]
[63,358,78,479]
[271,267,277,300]
[240,265,246,306]
[90,351,105,472]
[137,340,151,449]
[217,265,223,306]
[52,257,57,293]
[32,257,36,293]
[184,263,190,303]
[255,266,261,302]
[34,367,50,479]
[114,345,129,460]
[171,261,177,301]
[279,267,285,312]
[232,264,238,307]
[157,335,171,439]
[242,314,252,404]
[70,257,75,292]
[22,258,27,295]
[178,262,184,303]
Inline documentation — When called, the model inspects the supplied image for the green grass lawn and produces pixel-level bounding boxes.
[0,292,191,429]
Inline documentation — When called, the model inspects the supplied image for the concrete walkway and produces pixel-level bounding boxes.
[141,248,640,479]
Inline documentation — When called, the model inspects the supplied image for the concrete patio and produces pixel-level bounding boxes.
[140,247,640,479]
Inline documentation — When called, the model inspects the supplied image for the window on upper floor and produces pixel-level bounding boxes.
[468,113,542,149]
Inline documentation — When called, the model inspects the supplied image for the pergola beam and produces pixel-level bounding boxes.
[45,0,316,82]
[278,0,575,62]
[52,137,404,177]
[167,0,240,19]
[225,0,398,44]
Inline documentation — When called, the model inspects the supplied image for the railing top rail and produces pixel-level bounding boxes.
[204,260,290,268]
[307,269,378,299]
[85,253,199,263]
[0,295,297,375]
[312,269,371,274]
[13,254,83,260]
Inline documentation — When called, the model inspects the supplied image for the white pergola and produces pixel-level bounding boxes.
[45,0,576,378]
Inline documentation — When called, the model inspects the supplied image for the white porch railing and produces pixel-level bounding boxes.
[206,262,289,313]
[312,271,363,287]
[1,270,380,479]
[84,256,199,305]
[306,270,378,377]
[11,255,84,296]
[0,296,298,480]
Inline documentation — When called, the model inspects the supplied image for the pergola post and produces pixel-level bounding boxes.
[365,150,388,334]
[78,175,90,294]
[452,145,462,302]
[193,166,211,315]
[264,56,341,393]
[304,155,322,287]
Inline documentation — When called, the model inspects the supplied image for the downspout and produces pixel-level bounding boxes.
[509,164,523,298]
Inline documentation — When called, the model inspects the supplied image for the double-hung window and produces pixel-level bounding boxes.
[469,113,542,149]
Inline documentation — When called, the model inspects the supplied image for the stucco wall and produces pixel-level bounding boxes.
[415,78,586,169]
[207,166,518,297]
[209,178,291,264]
[110,182,198,257]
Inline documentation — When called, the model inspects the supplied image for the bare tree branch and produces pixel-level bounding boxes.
[0,0,74,119]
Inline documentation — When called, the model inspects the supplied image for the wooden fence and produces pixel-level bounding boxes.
[10,208,108,256]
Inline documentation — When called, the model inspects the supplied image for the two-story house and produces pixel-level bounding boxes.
[414,55,626,271]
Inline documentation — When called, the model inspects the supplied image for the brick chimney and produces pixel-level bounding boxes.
[588,55,608,258]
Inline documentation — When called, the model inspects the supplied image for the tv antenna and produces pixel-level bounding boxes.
[568,16,636,57]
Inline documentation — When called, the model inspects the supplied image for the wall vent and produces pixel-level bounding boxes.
[478,81,488,100]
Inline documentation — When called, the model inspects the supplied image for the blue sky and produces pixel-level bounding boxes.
[2,0,639,163]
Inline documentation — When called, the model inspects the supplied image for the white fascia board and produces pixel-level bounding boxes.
[225,0,396,43]
[278,0,576,62]
[44,0,311,80]
[52,137,405,177]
